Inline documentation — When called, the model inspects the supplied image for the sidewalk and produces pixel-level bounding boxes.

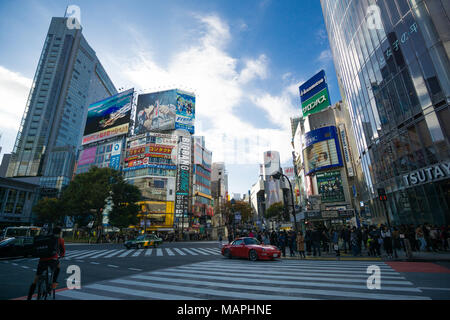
[280,250,450,262]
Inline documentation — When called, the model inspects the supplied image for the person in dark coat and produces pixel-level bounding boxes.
[288,231,296,257]
[341,227,351,254]
[311,228,321,256]
[278,231,287,257]
[305,229,312,256]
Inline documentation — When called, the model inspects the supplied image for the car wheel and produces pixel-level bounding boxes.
[249,250,258,261]
[138,244,143,249]
[224,249,232,259]
[125,245,130,249]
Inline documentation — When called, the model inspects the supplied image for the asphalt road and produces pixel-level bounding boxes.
[0,241,224,300]
[1,242,450,300]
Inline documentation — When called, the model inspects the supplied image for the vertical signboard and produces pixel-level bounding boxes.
[109,141,122,171]
[338,124,354,177]
[175,135,191,218]
[299,70,331,117]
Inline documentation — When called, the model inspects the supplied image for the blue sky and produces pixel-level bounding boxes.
[0,0,340,195]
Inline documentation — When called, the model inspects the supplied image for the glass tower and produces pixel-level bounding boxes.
[7,17,117,190]
[321,0,450,225]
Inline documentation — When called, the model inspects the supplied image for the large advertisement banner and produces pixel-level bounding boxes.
[135,90,195,135]
[78,146,97,166]
[299,70,331,117]
[175,91,195,133]
[303,126,343,175]
[263,151,281,177]
[82,89,133,145]
[316,170,345,203]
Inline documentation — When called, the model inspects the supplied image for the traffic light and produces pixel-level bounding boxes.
[378,188,387,201]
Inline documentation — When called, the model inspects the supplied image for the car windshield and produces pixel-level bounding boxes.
[136,236,145,241]
[232,239,244,245]
[244,238,260,245]
[0,238,15,247]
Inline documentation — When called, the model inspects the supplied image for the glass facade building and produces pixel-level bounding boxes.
[7,17,116,190]
[321,0,450,225]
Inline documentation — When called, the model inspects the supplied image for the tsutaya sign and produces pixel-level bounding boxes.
[403,162,450,187]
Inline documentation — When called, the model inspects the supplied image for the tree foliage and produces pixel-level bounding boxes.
[223,200,254,224]
[61,167,141,227]
[33,197,65,225]
[264,202,285,220]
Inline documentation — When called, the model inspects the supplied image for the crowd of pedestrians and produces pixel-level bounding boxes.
[230,223,450,259]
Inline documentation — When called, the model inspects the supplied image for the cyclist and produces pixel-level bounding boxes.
[27,226,65,300]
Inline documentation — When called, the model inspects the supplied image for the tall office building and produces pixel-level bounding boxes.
[321,0,450,225]
[7,17,116,190]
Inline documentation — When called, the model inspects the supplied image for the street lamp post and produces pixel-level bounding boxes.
[273,171,298,234]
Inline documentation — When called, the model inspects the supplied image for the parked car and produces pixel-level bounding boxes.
[124,234,162,249]
[0,237,35,259]
[221,237,281,261]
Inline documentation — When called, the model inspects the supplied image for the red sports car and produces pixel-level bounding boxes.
[221,237,281,261]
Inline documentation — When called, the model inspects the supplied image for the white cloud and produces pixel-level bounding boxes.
[0,66,31,160]
[238,54,269,84]
[104,14,304,167]
[317,49,333,64]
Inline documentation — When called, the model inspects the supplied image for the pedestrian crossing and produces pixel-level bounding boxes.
[56,260,431,300]
[63,247,222,260]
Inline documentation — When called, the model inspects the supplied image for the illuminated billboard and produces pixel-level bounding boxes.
[303,126,343,175]
[135,89,195,135]
[316,170,345,203]
[82,89,133,145]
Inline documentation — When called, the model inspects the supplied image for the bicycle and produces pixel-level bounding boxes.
[36,262,56,300]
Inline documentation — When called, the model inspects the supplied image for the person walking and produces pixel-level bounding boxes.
[311,228,321,257]
[288,231,296,257]
[416,226,426,251]
[331,228,340,258]
[278,231,287,257]
[297,231,306,259]
[341,227,351,254]
[305,229,312,256]
[321,228,330,253]
[350,227,360,256]
[381,226,393,259]
[392,227,401,258]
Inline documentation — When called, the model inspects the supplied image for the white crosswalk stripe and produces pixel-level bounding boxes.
[132,249,145,257]
[180,248,198,255]
[64,250,91,259]
[190,248,210,255]
[165,248,175,256]
[118,250,135,258]
[156,248,163,256]
[57,259,431,300]
[173,248,186,255]
[71,250,109,259]
[88,250,118,259]
[145,249,153,256]
[103,249,126,258]
[197,248,220,255]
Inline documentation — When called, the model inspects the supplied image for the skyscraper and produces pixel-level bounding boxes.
[321,0,450,225]
[7,17,116,190]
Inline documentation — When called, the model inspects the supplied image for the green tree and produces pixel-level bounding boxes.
[33,197,65,224]
[223,200,254,225]
[109,180,142,228]
[61,167,142,229]
[264,202,284,220]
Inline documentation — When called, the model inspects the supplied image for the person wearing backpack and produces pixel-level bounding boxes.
[27,226,65,300]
